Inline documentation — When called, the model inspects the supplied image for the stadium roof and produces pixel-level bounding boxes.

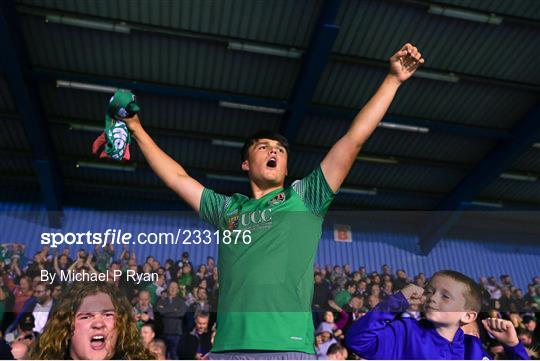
[0,0,539,244]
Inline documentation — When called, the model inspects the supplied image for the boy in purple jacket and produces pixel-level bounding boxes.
[346,270,529,359]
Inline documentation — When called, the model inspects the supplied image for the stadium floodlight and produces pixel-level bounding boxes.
[500,172,538,182]
[69,123,103,132]
[56,80,119,94]
[76,161,136,172]
[428,5,503,25]
[357,155,399,165]
[414,69,460,83]
[228,41,303,59]
[206,173,249,183]
[219,101,286,114]
[46,14,131,34]
[340,187,378,196]
[378,122,429,134]
[468,200,503,208]
[211,139,244,149]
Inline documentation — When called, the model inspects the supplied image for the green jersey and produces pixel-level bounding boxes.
[200,166,334,353]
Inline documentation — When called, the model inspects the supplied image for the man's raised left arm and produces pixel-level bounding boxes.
[321,43,424,192]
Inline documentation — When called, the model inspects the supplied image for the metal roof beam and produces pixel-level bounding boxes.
[32,68,510,141]
[419,104,540,254]
[280,0,341,142]
[17,4,540,93]
[0,112,473,170]
[310,106,510,140]
[0,0,62,227]
[392,0,540,29]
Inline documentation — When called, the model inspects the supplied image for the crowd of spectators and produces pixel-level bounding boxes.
[0,242,538,359]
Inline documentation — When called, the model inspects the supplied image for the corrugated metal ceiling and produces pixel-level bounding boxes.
[0,0,537,211]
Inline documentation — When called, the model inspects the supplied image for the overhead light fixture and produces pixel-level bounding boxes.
[45,14,131,33]
[468,200,503,208]
[428,5,503,25]
[211,139,244,149]
[357,155,399,165]
[76,161,136,172]
[206,173,249,183]
[219,101,286,114]
[56,80,120,93]
[228,41,303,59]
[500,172,538,182]
[378,122,429,134]
[340,187,378,196]
[414,69,460,83]
[69,123,103,132]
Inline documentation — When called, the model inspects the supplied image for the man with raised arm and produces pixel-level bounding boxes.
[125,44,424,359]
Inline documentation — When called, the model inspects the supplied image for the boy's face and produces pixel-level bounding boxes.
[350,296,363,309]
[518,334,532,347]
[70,292,118,360]
[320,331,331,342]
[242,138,288,187]
[423,275,477,327]
[140,325,155,345]
[323,311,334,323]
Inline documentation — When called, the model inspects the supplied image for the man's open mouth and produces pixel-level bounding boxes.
[90,335,106,350]
[266,157,277,168]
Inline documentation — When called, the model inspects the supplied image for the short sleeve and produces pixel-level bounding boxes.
[291,166,336,217]
[199,188,231,228]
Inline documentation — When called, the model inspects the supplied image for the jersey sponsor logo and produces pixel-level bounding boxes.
[226,210,239,230]
[240,208,272,230]
[268,192,286,206]
[227,214,239,230]
[290,336,303,341]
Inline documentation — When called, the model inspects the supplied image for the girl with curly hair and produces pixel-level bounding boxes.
[29,281,154,360]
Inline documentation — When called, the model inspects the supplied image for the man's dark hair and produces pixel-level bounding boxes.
[35,281,53,292]
[327,343,346,356]
[141,322,156,332]
[432,270,483,313]
[517,328,532,338]
[241,130,289,162]
[195,311,210,320]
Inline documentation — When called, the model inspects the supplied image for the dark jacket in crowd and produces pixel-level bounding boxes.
[156,295,187,335]
[313,281,332,310]
[177,328,213,359]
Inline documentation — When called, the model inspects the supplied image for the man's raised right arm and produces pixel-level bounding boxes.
[126,115,204,213]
